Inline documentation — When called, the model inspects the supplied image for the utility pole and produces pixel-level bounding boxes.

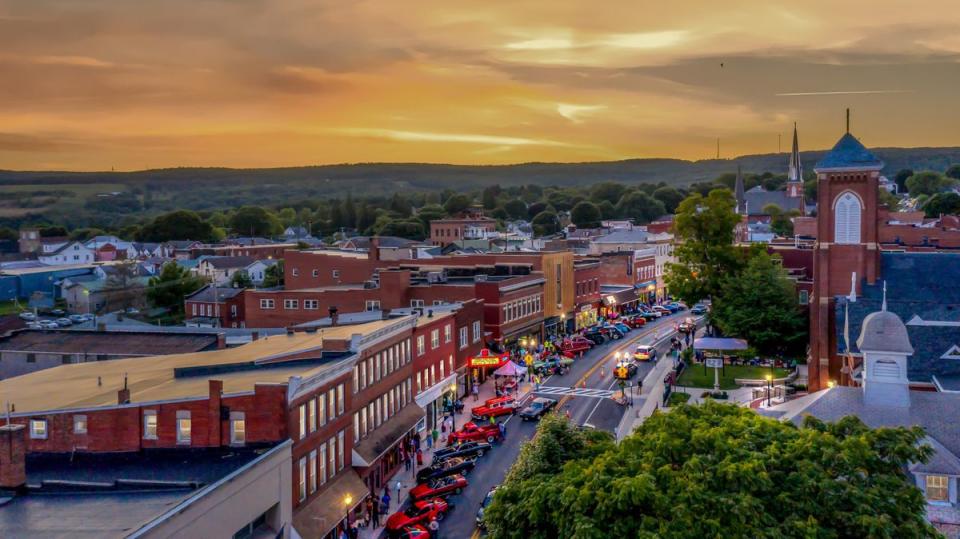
[716,138,720,159]
[778,133,781,153]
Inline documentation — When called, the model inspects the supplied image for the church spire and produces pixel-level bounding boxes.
[788,122,802,184]
[734,163,746,215]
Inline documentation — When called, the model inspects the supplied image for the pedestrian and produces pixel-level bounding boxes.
[350,521,359,539]
[366,498,375,528]
[416,447,423,465]
[395,480,401,501]
[426,431,433,450]
[428,517,440,538]
[400,447,408,470]
[565,408,571,420]
[472,382,479,401]
[431,427,439,447]
[489,414,496,426]
[498,421,505,439]
[381,489,391,511]
[371,498,380,528]
[339,526,348,539]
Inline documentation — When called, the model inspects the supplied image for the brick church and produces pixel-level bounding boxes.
[808,131,960,393]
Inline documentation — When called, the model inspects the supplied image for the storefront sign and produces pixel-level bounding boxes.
[470,356,503,368]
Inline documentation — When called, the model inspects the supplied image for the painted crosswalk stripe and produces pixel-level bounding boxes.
[533,386,616,398]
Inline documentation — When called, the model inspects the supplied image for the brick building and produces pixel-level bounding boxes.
[0,315,462,538]
[572,259,602,331]
[429,216,497,247]
[184,284,246,327]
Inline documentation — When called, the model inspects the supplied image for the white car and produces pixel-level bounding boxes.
[18,312,36,321]
[26,322,42,329]
[39,320,59,329]
[55,318,73,327]
[69,314,86,323]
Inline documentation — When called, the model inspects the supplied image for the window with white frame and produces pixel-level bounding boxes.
[318,396,326,427]
[284,299,299,310]
[327,438,336,477]
[29,419,47,439]
[319,443,327,485]
[260,298,275,309]
[299,404,307,439]
[231,412,246,445]
[459,327,468,349]
[327,390,336,421]
[304,299,319,310]
[472,321,481,342]
[73,415,87,435]
[291,268,299,277]
[176,411,191,444]
[444,324,452,343]
[338,430,345,470]
[332,269,340,279]
[143,410,157,439]
[309,399,317,432]
[365,300,380,311]
[312,269,319,277]
[431,329,440,349]
[416,371,422,392]
[834,192,862,245]
[411,299,425,308]
[433,300,444,306]
[927,475,949,502]
[308,449,317,494]
[353,413,360,442]
[298,456,307,502]
[337,384,345,414]
[417,335,425,356]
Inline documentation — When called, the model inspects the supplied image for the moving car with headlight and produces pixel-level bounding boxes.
[518,397,557,421]
[634,344,657,362]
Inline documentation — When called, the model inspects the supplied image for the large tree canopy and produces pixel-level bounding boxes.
[906,171,956,198]
[664,188,744,304]
[485,402,936,539]
[137,210,215,242]
[229,206,281,237]
[147,262,206,314]
[570,201,602,228]
[615,190,666,224]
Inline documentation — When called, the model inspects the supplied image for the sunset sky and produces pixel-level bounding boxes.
[2,0,960,171]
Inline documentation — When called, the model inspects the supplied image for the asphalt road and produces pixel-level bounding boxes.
[442,310,691,539]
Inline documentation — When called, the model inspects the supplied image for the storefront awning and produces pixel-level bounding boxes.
[415,373,457,408]
[293,470,368,539]
[694,337,749,350]
[601,286,640,306]
[543,315,561,328]
[352,404,424,467]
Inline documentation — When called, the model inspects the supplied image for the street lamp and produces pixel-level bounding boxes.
[449,383,458,432]
[827,380,836,389]
[343,494,353,533]
[765,374,773,406]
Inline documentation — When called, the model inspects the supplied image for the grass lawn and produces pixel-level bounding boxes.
[677,364,792,390]
[0,300,26,316]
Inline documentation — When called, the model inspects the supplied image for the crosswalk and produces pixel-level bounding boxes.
[533,386,616,399]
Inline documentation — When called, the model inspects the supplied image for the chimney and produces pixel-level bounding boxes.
[329,306,339,326]
[117,374,130,405]
[251,331,260,341]
[427,309,433,318]
[381,308,391,320]
[208,380,223,447]
[216,332,226,349]
[369,237,381,262]
[0,423,26,491]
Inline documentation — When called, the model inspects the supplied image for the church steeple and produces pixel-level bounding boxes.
[787,122,802,184]
[734,163,746,215]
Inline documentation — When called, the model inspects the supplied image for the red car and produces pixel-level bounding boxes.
[448,421,502,445]
[470,396,517,419]
[395,525,429,539]
[385,498,448,534]
[624,314,647,328]
[409,474,468,501]
[561,336,593,357]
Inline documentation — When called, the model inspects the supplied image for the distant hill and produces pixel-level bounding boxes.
[0,146,958,227]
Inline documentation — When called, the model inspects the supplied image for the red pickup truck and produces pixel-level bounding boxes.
[470,396,517,420]
[447,422,502,445]
[561,337,593,358]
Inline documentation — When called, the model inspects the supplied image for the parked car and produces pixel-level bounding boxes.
[533,356,573,375]
[637,309,659,320]
[614,361,638,379]
[18,312,37,321]
[81,313,95,321]
[55,318,72,327]
[582,327,606,345]
[68,314,86,323]
[385,498,449,534]
[634,345,657,362]
[50,308,66,316]
[26,322,42,329]
[416,456,476,484]
[476,486,498,530]
[409,475,468,501]
[613,322,632,334]
[678,317,697,334]
[125,307,140,315]
[600,324,625,340]
[39,320,59,329]
[518,397,557,421]
[623,315,647,328]
[471,396,517,420]
[691,304,709,315]
[561,337,593,357]
[395,525,430,539]
[652,306,672,316]
[432,441,492,464]
[448,422,502,445]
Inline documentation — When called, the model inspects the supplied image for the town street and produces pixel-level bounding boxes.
[443,312,692,539]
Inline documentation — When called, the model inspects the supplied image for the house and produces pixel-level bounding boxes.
[768,306,960,537]
[37,241,95,266]
[429,216,497,247]
[197,256,256,285]
[63,276,149,314]
[163,240,204,260]
[184,285,246,328]
[245,258,278,285]
[283,226,311,240]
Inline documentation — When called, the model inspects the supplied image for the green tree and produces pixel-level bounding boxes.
[39,226,68,237]
[616,191,666,224]
[482,185,502,210]
[894,168,914,192]
[664,189,743,305]
[277,207,297,228]
[147,262,206,314]
[68,227,106,241]
[596,200,616,220]
[342,194,357,229]
[570,201,602,228]
[376,219,425,239]
[229,206,281,237]
[711,252,808,356]
[443,194,472,216]
[503,199,527,220]
[878,186,900,210]
[388,193,413,217]
[923,192,960,217]
[416,204,447,229]
[137,210,215,242]
[589,181,627,205]
[531,211,559,236]
[946,164,960,180]
[0,226,17,241]
[262,259,285,288]
[652,186,685,214]
[230,270,254,289]
[906,171,956,198]
[485,402,936,539]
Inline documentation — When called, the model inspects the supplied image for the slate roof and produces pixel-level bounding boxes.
[185,284,245,303]
[835,252,960,383]
[592,229,649,244]
[202,255,255,269]
[742,189,804,216]
[814,133,884,170]
[0,329,219,355]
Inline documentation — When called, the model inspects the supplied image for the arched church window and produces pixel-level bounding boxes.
[834,192,862,244]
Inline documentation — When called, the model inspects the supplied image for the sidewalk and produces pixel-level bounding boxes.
[358,371,532,539]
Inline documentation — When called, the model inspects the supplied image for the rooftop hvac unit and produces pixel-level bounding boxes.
[426,271,447,283]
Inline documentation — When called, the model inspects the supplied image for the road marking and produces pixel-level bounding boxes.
[534,386,616,398]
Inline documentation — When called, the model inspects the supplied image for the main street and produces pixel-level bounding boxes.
[443,311,691,539]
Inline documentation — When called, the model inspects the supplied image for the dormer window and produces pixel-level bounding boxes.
[834,192,862,244]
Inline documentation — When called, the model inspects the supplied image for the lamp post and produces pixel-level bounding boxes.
[765,374,773,406]
[450,383,458,432]
[343,494,353,533]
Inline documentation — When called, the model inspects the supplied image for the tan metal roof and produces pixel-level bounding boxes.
[0,319,397,415]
